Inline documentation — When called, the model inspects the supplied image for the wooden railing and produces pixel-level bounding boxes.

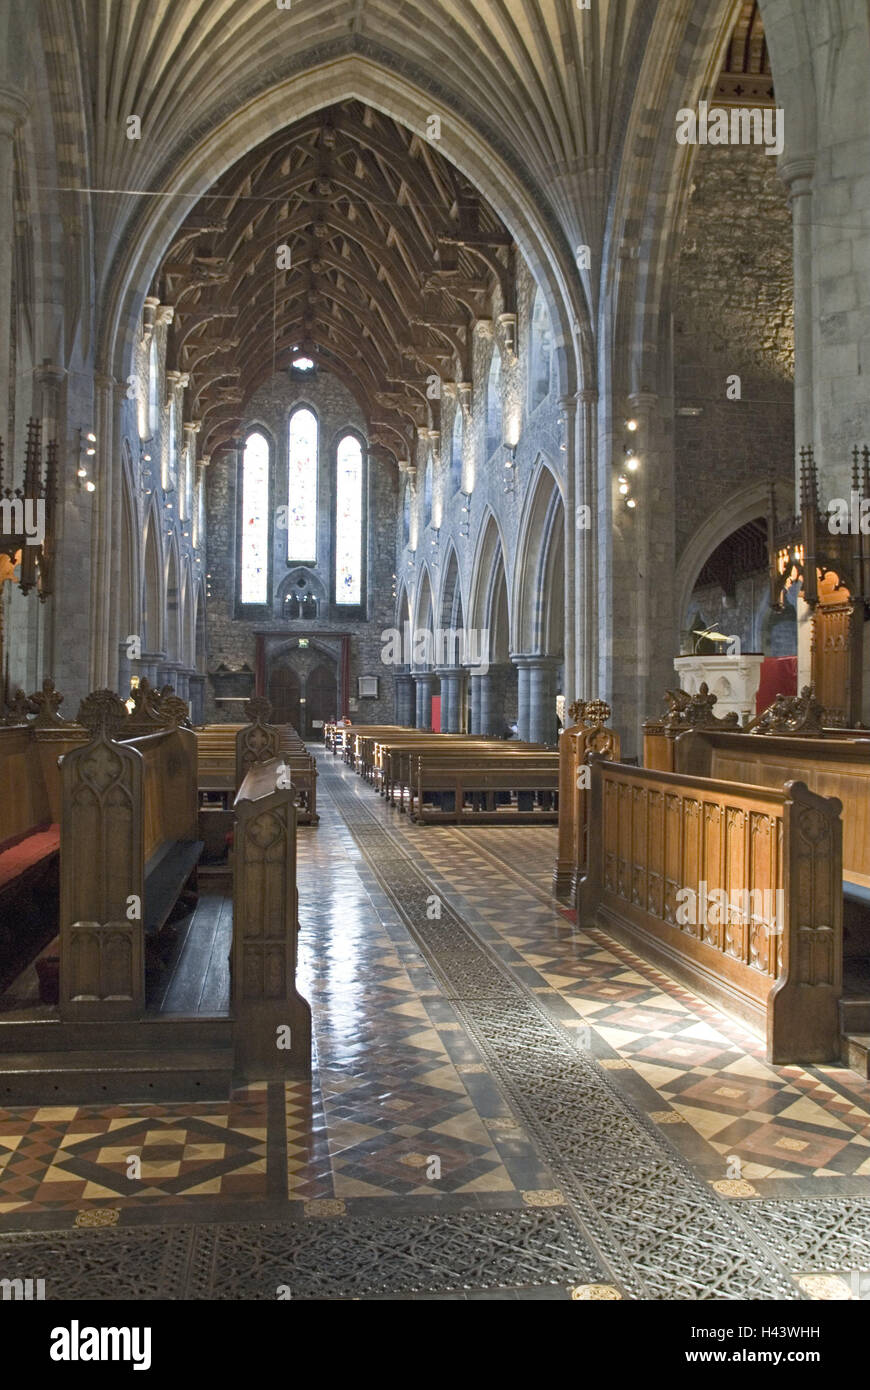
[577,757,843,1063]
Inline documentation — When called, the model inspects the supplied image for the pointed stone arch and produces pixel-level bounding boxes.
[142,504,163,656]
[513,458,565,656]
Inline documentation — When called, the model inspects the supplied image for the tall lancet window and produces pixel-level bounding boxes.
[450,410,463,494]
[240,431,270,604]
[336,434,363,605]
[287,407,318,561]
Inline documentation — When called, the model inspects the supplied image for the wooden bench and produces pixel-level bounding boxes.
[195,718,318,835]
[410,750,560,824]
[231,757,311,1079]
[375,734,500,808]
[577,756,843,1063]
[59,694,203,1019]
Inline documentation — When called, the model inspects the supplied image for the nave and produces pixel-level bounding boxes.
[1,748,868,1302]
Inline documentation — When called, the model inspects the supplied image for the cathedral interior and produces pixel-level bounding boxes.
[1,0,870,1330]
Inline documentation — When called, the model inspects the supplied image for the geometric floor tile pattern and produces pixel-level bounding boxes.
[1,747,870,1299]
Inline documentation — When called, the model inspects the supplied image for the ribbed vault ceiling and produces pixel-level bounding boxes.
[155,100,512,462]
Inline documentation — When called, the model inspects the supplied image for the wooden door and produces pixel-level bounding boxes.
[269,667,301,729]
[305,663,337,737]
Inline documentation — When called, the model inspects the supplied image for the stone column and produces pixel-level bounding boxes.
[188,673,206,725]
[469,673,482,734]
[0,87,28,442]
[576,388,598,701]
[781,161,816,499]
[526,656,561,745]
[157,662,179,692]
[413,671,434,730]
[560,394,577,710]
[436,667,467,733]
[512,656,532,742]
[395,666,414,725]
[139,651,164,687]
[117,641,132,700]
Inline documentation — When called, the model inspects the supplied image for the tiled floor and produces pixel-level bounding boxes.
[1,748,870,1300]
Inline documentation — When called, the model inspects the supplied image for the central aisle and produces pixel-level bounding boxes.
[1,747,869,1299]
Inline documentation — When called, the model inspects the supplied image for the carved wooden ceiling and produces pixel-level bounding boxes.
[715,1,774,107]
[153,100,514,466]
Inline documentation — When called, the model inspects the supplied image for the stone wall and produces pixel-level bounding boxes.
[674,142,795,565]
[203,369,398,727]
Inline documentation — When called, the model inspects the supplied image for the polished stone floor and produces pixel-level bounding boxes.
[1,748,870,1300]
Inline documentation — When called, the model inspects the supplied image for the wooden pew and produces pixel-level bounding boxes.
[376,734,497,808]
[195,716,318,829]
[644,682,865,772]
[577,756,843,1064]
[59,693,202,1020]
[673,727,870,929]
[0,688,87,992]
[231,756,311,1079]
[553,700,620,903]
[410,750,560,824]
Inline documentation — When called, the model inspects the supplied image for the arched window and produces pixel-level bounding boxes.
[402,479,411,548]
[148,337,159,438]
[336,434,363,605]
[529,289,552,411]
[287,407,318,561]
[423,451,433,528]
[450,409,463,494]
[240,431,270,605]
[164,393,178,492]
[486,350,502,459]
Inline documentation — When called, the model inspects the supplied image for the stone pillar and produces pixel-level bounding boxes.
[560,394,577,710]
[512,656,532,742]
[139,651,164,687]
[576,388,598,702]
[0,88,28,442]
[526,657,561,745]
[117,641,132,700]
[157,662,179,692]
[469,673,482,734]
[782,161,816,502]
[436,667,466,733]
[188,673,206,725]
[395,666,414,726]
[413,671,434,730]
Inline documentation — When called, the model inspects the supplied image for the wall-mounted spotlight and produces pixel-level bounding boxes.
[625,418,638,432]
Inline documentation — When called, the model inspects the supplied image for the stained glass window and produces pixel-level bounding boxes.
[288,408,318,561]
[240,431,270,604]
[336,434,363,605]
[402,479,411,548]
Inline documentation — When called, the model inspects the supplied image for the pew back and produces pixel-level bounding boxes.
[674,730,870,882]
[578,758,843,1062]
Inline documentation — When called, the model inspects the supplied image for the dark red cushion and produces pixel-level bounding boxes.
[0,824,60,890]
